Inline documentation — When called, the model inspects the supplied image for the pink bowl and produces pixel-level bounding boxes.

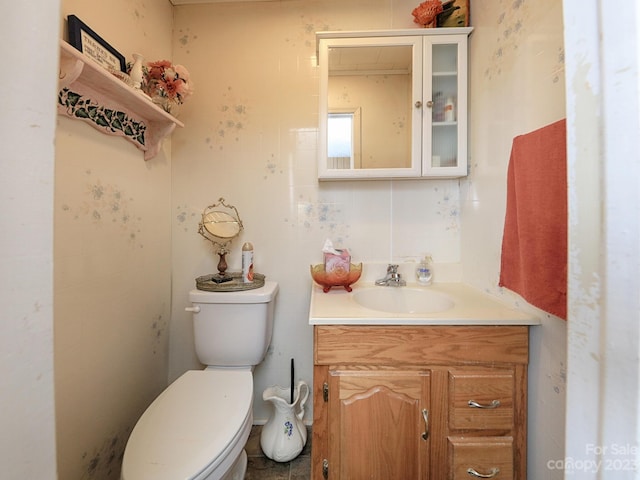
[310,263,363,293]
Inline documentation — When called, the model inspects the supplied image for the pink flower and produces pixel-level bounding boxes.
[141,60,194,106]
[412,0,443,27]
[147,60,172,80]
[174,64,190,83]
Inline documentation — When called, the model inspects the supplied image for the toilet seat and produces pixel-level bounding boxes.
[121,369,253,480]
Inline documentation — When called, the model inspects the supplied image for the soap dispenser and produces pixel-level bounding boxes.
[416,255,433,285]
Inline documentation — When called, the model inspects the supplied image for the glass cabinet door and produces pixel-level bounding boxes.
[422,35,468,177]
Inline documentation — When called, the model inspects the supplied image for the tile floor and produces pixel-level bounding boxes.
[245,425,311,480]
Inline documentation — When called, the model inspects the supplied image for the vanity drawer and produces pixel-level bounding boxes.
[314,325,529,365]
[449,368,514,431]
[448,436,513,479]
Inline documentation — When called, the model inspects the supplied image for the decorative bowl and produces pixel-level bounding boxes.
[310,263,363,293]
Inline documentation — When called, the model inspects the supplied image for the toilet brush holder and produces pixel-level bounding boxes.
[260,381,309,462]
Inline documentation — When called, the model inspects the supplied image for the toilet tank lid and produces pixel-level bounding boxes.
[122,370,253,480]
[189,280,278,304]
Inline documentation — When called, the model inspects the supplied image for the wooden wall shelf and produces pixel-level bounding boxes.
[57,41,184,160]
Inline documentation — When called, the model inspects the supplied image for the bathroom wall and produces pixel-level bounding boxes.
[170,1,567,478]
[0,0,59,478]
[461,1,567,479]
[54,1,174,478]
[169,0,463,424]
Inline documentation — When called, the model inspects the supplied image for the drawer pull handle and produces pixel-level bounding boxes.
[421,408,429,440]
[468,399,501,409]
[467,467,500,478]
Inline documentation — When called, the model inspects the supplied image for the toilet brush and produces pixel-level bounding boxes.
[290,358,295,403]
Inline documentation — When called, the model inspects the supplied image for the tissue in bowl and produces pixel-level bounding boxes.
[324,249,351,277]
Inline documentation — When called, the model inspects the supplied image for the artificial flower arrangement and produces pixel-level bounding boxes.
[141,60,194,113]
[411,0,444,28]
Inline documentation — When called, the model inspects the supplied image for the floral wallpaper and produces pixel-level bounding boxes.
[295,197,350,244]
[480,0,565,84]
[60,171,144,249]
[435,186,460,232]
[285,14,331,48]
[208,87,250,151]
[483,0,530,79]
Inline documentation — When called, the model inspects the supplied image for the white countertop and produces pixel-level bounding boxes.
[308,282,540,326]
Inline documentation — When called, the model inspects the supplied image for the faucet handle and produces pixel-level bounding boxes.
[387,264,399,273]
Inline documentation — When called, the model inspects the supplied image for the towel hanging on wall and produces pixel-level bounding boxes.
[499,119,567,320]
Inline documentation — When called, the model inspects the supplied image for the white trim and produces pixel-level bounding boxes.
[564,0,640,477]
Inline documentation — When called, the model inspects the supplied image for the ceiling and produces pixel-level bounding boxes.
[329,45,413,76]
[170,0,278,4]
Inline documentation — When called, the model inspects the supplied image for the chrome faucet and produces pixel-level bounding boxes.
[375,264,406,287]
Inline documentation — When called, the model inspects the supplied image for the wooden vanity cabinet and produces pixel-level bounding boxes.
[312,325,529,480]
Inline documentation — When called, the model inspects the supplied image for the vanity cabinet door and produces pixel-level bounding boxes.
[327,368,431,480]
[421,34,469,178]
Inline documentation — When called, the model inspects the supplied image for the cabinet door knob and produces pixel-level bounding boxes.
[467,467,500,478]
[415,100,423,108]
[426,100,434,108]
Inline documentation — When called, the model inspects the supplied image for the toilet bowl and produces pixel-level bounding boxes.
[121,281,278,480]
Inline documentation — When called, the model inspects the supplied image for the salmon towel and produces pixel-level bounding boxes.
[499,119,567,320]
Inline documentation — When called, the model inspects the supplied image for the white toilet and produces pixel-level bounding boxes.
[121,281,279,480]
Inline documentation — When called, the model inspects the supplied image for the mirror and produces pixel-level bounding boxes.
[318,35,423,179]
[198,198,244,282]
[328,44,412,169]
[201,210,242,239]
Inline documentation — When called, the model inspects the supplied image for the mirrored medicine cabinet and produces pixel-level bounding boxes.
[317,28,473,180]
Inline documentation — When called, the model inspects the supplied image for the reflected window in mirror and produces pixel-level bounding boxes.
[327,108,361,169]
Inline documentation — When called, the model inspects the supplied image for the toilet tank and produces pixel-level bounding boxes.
[188,281,278,367]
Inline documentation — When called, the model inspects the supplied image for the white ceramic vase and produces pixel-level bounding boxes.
[260,381,309,462]
[129,53,145,90]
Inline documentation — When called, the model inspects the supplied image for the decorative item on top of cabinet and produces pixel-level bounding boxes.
[412,0,444,28]
[316,28,472,180]
[57,40,183,160]
[436,0,471,28]
[312,325,529,479]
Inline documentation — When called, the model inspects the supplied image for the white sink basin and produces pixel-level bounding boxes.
[353,287,455,314]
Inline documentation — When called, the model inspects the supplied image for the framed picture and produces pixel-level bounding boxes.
[437,0,470,28]
[67,15,127,73]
